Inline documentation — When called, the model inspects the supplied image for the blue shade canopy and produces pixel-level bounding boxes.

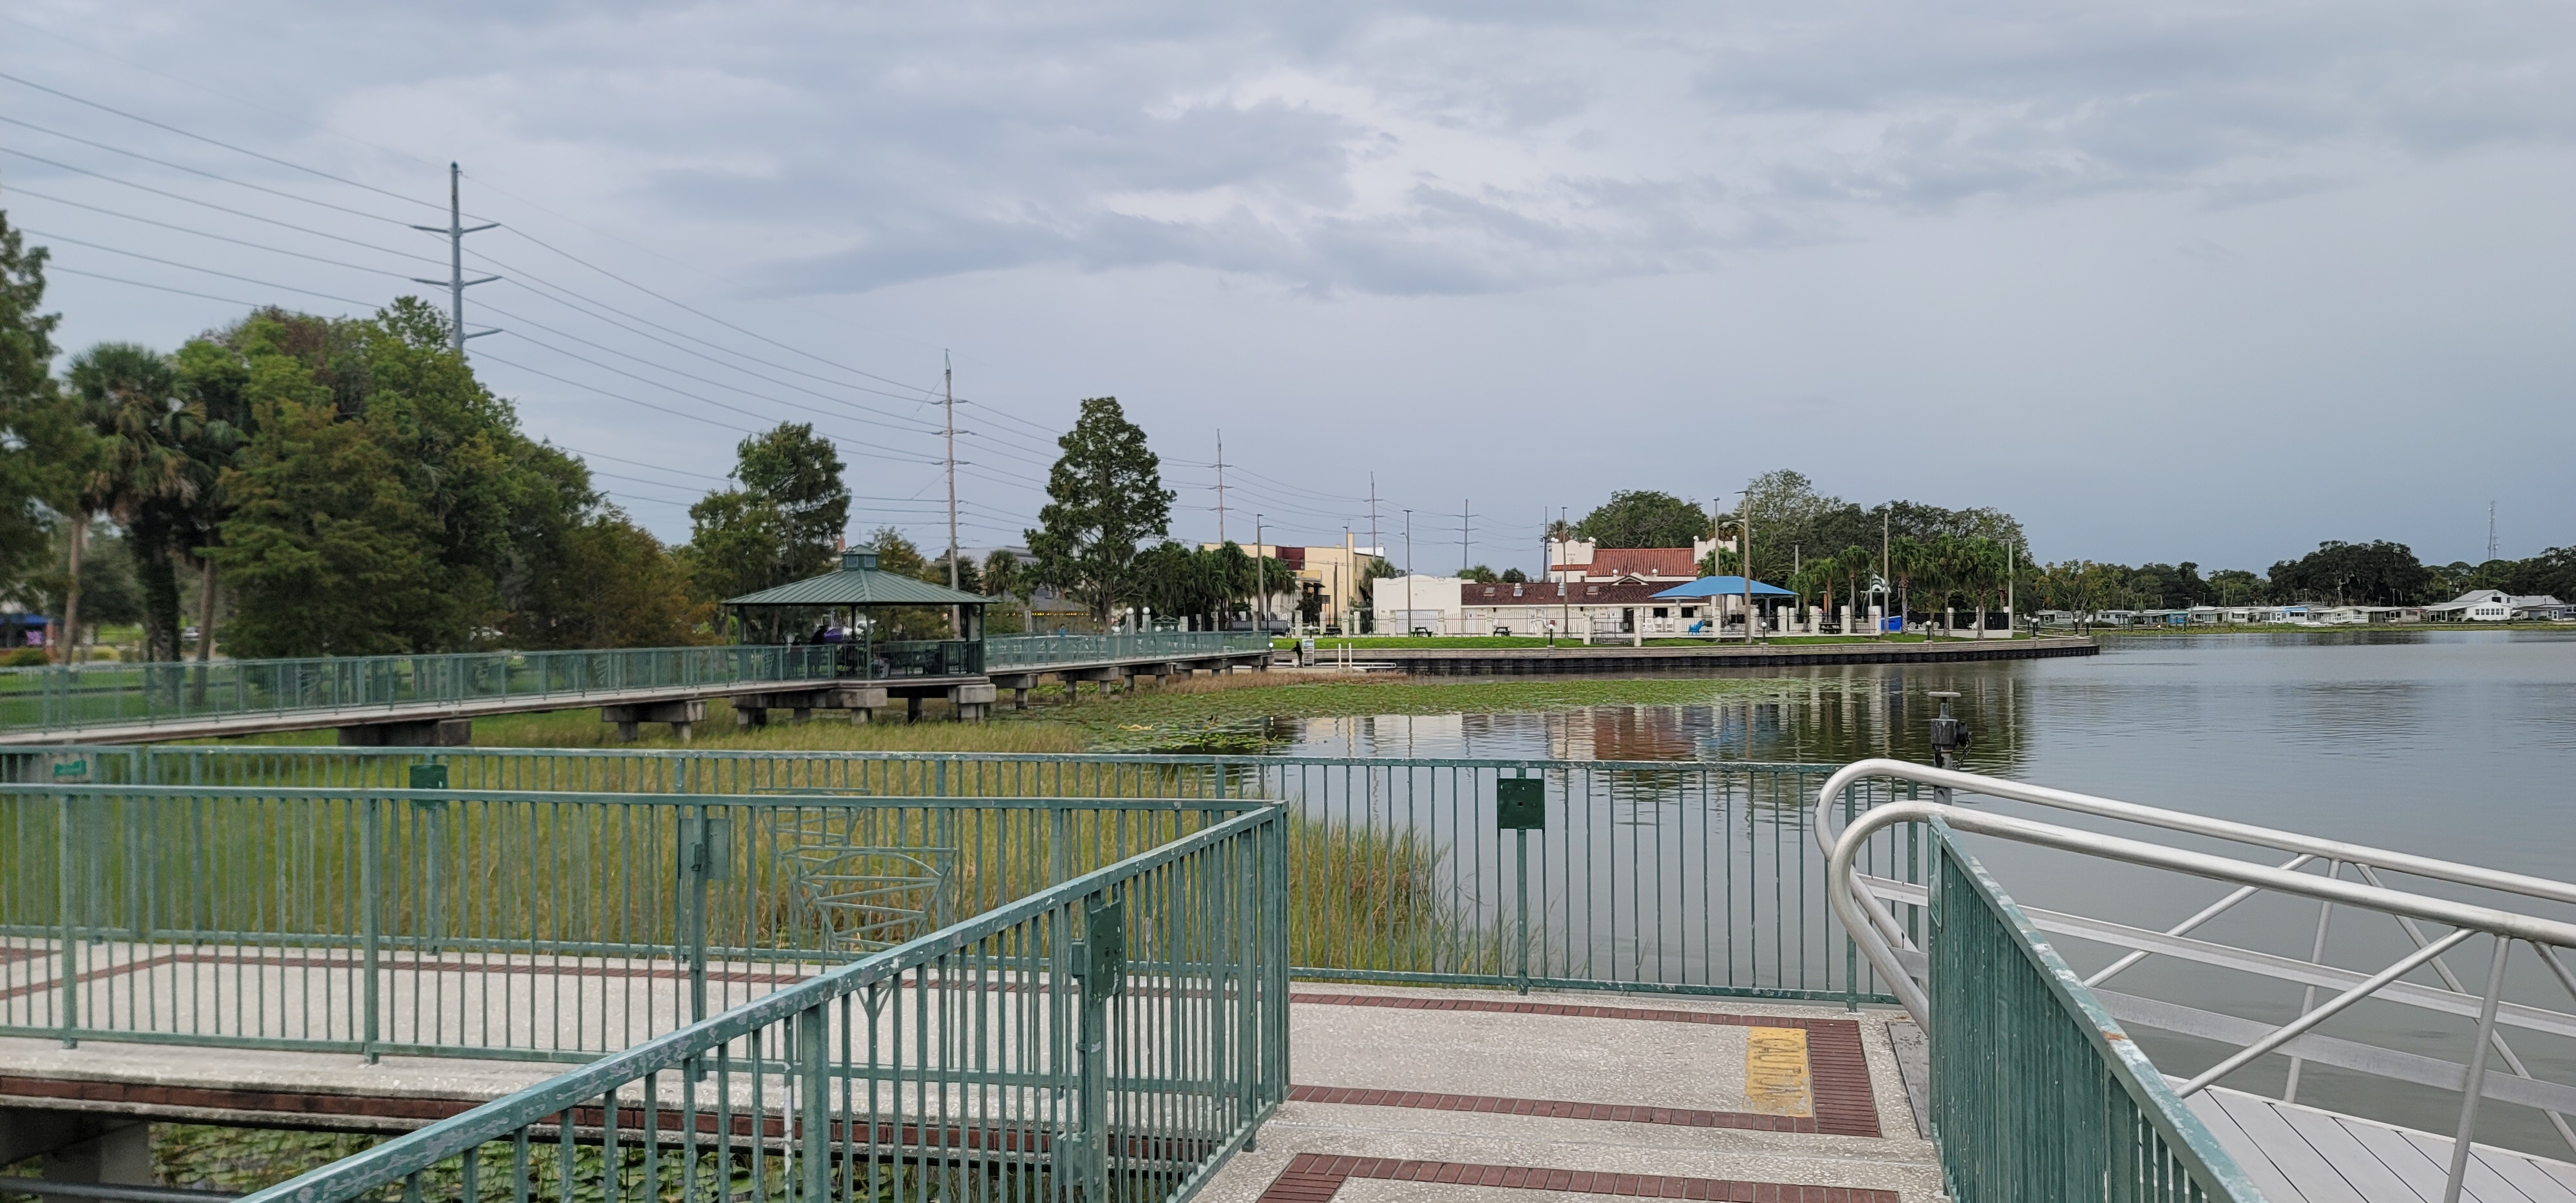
[1652,576,1796,598]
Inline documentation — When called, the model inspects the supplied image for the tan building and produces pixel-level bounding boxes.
[1214,538,1387,632]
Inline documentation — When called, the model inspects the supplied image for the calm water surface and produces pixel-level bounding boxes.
[1287,630,2576,880]
[1282,631,2576,1148]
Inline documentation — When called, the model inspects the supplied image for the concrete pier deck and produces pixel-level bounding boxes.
[1201,986,1938,1203]
[1,973,1938,1200]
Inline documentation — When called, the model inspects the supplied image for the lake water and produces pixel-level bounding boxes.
[1287,630,2576,879]
[1283,630,2576,1151]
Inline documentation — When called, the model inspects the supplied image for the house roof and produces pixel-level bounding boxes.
[1651,576,1797,599]
[1549,547,1702,580]
[725,550,992,607]
[1461,581,1675,605]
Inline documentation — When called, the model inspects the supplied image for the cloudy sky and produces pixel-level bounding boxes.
[6,1,2572,573]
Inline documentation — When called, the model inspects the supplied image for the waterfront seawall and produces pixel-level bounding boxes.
[1356,635,2099,675]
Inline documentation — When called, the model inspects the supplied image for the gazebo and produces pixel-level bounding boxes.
[1652,576,1795,637]
[720,548,998,722]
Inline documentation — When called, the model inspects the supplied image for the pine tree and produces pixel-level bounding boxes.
[1027,397,1172,627]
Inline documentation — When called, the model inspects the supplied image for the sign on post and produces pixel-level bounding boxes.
[1497,777,1546,829]
[1078,898,1126,1001]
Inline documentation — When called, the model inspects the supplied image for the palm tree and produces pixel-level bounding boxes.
[59,344,190,663]
[1887,536,1931,631]
[1792,557,1840,633]
[1961,537,2008,636]
[1838,544,1873,633]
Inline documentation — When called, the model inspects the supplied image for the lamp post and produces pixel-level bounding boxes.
[1714,485,1759,644]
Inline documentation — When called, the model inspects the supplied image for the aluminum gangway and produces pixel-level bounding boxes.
[1821,759,2576,1202]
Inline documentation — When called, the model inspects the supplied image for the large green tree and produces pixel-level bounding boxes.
[734,422,849,580]
[1027,397,1173,625]
[508,511,706,649]
[208,301,599,656]
[0,205,82,641]
[1575,490,1708,549]
[2268,540,2431,606]
[685,422,850,603]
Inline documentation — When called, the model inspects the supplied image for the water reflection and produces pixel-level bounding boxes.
[1286,630,2576,879]
[1289,668,2036,773]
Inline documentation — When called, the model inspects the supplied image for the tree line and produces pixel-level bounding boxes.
[2,230,707,663]
[2027,542,2576,612]
[1,205,1297,662]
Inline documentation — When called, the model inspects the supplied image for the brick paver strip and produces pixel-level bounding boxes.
[1256,1151,1900,1201]
[1291,994,1880,1137]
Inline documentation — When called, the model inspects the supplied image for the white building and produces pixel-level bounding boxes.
[2423,589,2565,622]
[1371,574,1467,634]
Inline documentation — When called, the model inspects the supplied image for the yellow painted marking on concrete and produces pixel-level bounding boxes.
[1743,1026,1813,1117]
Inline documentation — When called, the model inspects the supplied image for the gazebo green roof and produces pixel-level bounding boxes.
[724,550,992,607]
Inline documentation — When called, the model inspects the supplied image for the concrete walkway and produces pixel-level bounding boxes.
[1,974,1940,1200]
[1205,985,1939,1203]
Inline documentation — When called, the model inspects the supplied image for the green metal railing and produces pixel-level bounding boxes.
[1926,819,2259,1202]
[0,781,1262,1061]
[984,632,1268,671]
[234,804,1289,1203]
[0,647,847,737]
[21,746,1918,1008]
[0,634,1267,738]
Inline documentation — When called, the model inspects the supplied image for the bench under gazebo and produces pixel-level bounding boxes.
[717,548,998,725]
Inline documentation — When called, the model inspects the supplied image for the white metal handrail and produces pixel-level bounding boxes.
[1823,766,2576,1203]
[1812,757,2576,909]
[1826,799,2576,1023]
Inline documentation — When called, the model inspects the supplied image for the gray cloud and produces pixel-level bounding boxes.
[29,0,2562,298]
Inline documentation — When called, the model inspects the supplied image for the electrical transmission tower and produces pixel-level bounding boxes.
[410,163,500,352]
[2487,502,2499,562]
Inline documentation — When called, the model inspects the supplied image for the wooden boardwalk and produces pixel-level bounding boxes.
[2190,1086,2576,1203]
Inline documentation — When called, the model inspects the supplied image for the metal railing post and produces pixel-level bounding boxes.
[2282,860,2342,1103]
[361,795,382,1065]
[55,791,78,1047]
[1842,782,1861,1012]
[796,1002,829,1203]
[2443,938,2513,1203]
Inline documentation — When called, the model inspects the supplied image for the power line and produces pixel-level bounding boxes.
[2,66,1091,471]
[46,264,268,308]
[0,147,440,261]
[24,227,382,307]
[492,332,944,466]
[3,183,447,270]
[0,70,447,216]
[0,117,413,227]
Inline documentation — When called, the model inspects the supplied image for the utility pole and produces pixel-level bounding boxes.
[1461,499,1471,574]
[1255,515,1265,630]
[410,162,499,353]
[1368,475,1379,571]
[1215,432,1227,544]
[1743,482,1756,644]
[1880,509,1891,638]
[943,351,960,590]
[1402,509,1413,576]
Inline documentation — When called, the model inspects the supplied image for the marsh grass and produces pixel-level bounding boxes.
[127,1123,1202,1203]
